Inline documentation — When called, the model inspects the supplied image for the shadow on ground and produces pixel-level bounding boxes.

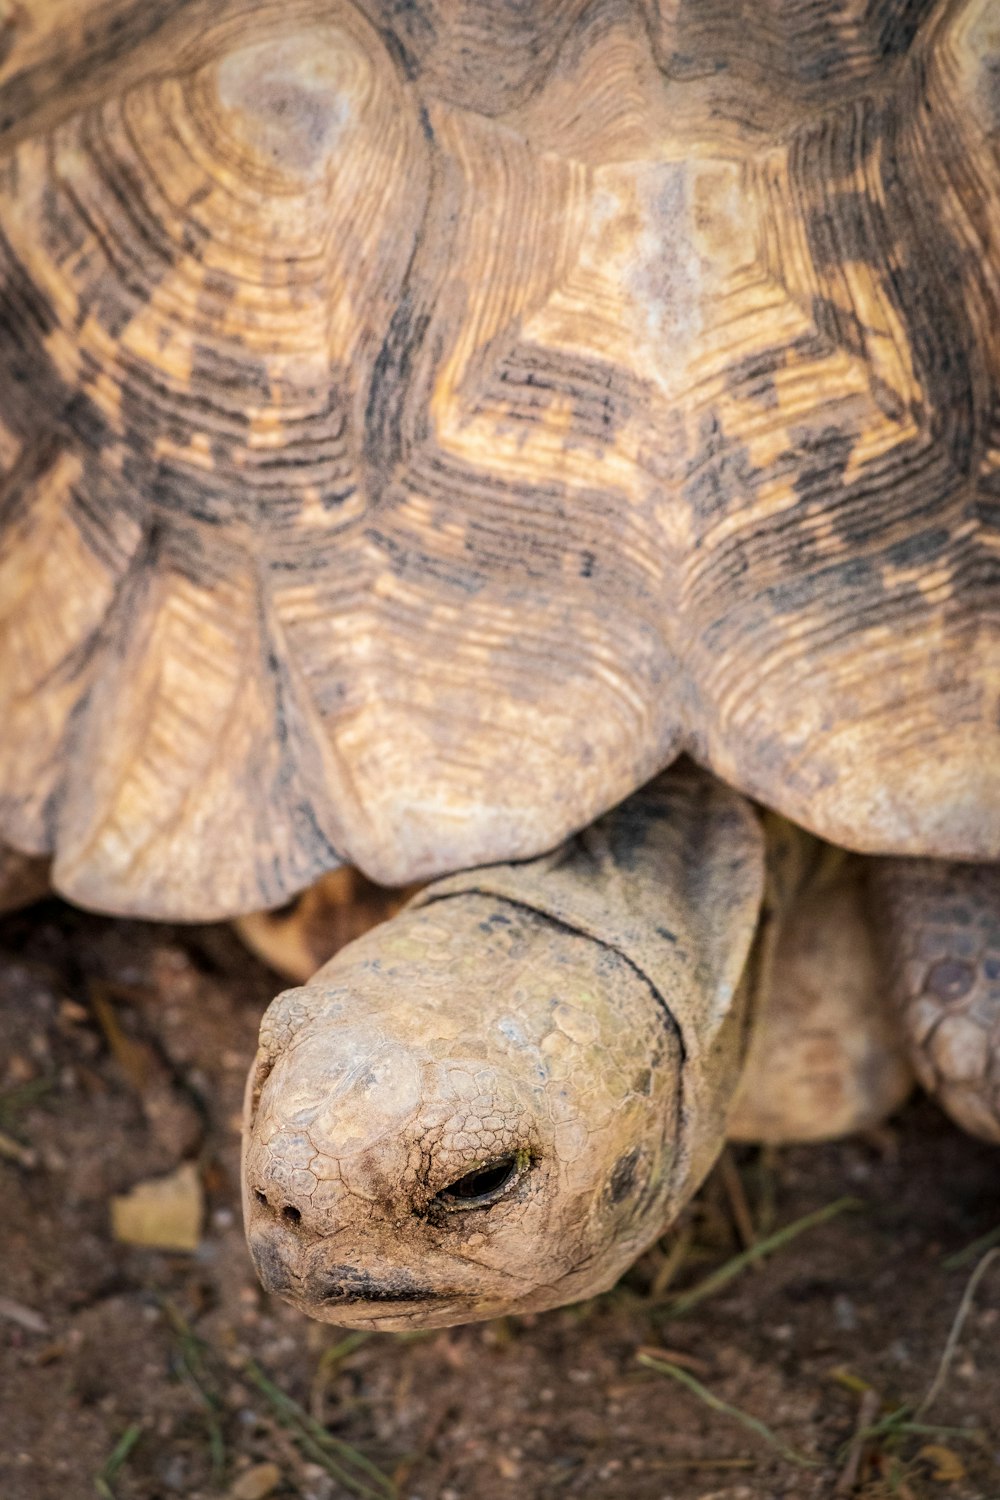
[1,900,998,1500]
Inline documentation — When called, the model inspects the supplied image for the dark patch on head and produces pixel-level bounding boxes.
[601,798,657,873]
[478,909,513,933]
[249,1234,294,1295]
[608,1148,641,1205]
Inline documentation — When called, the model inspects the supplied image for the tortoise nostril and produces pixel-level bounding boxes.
[254,1190,268,1208]
[282,1204,302,1225]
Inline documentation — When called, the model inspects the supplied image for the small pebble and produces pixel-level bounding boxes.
[833,1294,857,1331]
[228,1461,282,1500]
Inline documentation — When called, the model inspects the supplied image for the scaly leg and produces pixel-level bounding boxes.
[729,833,913,1145]
[870,860,1000,1144]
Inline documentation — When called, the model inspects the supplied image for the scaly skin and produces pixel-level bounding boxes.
[243,766,762,1329]
[871,860,1000,1145]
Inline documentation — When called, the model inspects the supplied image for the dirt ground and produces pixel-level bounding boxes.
[1,897,998,1500]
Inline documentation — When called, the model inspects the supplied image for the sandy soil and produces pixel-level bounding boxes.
[1,898,998,1500]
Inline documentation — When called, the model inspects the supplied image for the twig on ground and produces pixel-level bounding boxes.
[717,1148,757,1250]
[917,1247,1000,1420]
[835,1386,880,1495]
[650,1223,695,1300]
[0,1294,48,1334]
[661,1196,861,1318]
[635,1344,710,1376]
[754,1144,779,1237]
[0,1127,37,1168]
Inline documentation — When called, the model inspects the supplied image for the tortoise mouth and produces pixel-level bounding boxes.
[319,1278,451,1306]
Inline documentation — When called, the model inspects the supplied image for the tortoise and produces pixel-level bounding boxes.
[0,0,998,1329]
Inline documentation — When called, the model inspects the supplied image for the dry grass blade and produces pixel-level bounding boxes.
[244,1359,396,1500]
[637,1355,820,1467]
[0,1126,37,1167]
[636,1344,709,1375]
[162,1302,226,1485]
[662,1196,861,1318]
[941,1224,1000,1270]
[93,1423,142,1500]
[87,982,157,1093]
[650,1222,695,1300]
[917,1247,1000,1420]
[647,1457,756,1472]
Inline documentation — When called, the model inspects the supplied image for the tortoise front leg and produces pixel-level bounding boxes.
[872,860,1000,1144]
[728,845,913,1145]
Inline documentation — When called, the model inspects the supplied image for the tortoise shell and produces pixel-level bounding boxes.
[0,0,998,917]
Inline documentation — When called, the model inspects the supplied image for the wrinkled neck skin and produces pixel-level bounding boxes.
[242,766,764,1329]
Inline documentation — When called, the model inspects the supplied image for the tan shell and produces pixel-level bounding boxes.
[1,0,998,918]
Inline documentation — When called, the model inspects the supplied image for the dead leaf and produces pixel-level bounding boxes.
[828,1365,874,1395]
[918,1444,966,1483]
[111,1161,203,1251]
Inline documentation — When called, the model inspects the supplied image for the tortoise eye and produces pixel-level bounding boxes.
[434,1156,523,1209]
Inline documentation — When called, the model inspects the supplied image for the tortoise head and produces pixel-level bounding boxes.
[242,895,684,1328]
[242,768,763,1328]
